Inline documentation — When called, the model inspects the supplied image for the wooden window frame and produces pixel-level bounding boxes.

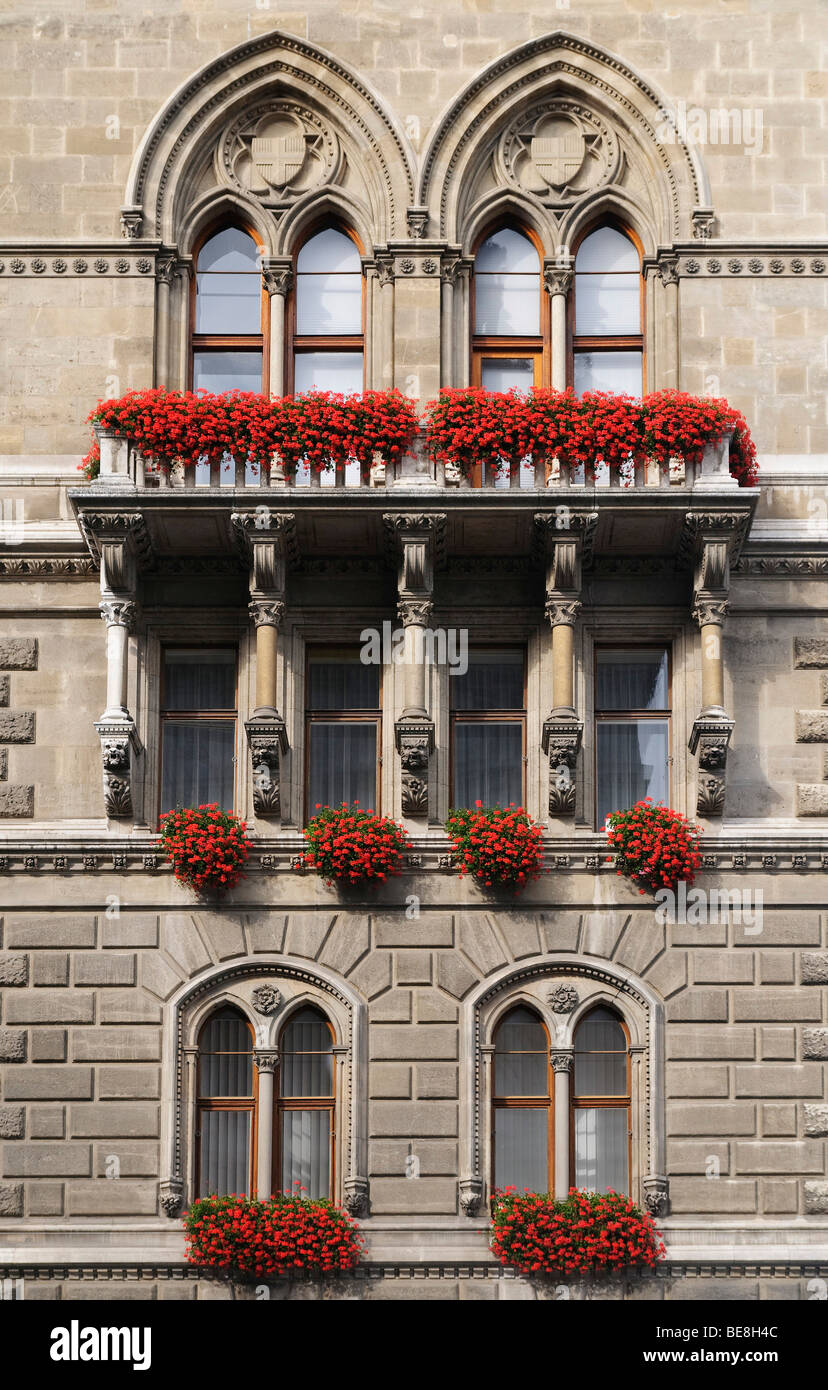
[287,221,366,396]
[195,1008,258,1199]
[189,222,269,393]
[569,1007,632,1198]
[471,223,548,389]
[491,1007,555,1195]
[593,643,672,831]
[568,219,646,393]
[304,645,382,823]
[449,645,527,808]
[158,644,239,826]
[274,1009,336,1202]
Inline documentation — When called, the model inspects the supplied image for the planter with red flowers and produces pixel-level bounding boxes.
[605,798,702,895]
[184,1192,363,1281]
[445,802,545,894]
[160,804,251,896]
[302,803,410,886]
[490,1187,665,1280]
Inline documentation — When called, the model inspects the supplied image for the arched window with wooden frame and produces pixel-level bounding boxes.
[196,1005,256,1198]
[571,1004,631,1195]
[276,1005,336,1200]
[492,1005,553,1194]
[571,223,644,397]
[289,224,365,394]
[471,224,546,393]
[191,226,268,393]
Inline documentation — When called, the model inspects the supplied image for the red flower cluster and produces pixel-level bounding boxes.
[605,798,702,895]
[80,388,419,480]
[445,802,544,893]
[302,803,410,884]
[160,804,251,895]
[490,1187,665,1279]
[184,1192,363,1279]
[424,387,758,485]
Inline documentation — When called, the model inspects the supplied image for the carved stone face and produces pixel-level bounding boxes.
[102,740,129,771]
[700,740,728,769]
[401,741,429,770]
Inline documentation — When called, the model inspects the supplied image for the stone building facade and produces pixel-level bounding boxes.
[0,2,827,1301]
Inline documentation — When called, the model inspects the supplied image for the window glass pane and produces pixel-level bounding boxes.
[281,1007,333,1097]
[575,227,639,273]
[596,651,669,711]
[160,721,235,812]
[294,352,364,393]
[480,357,535,393]
[195,272,262,334]
[307,723,377,811]
[575,1009,628,1096]
[574,351,642,397]
[596,719,669,825]
[476,229,540,274]
[193,350,263,393]
[199,1011,253,1097]
[475,276,540,335]
[451,650,524,710]
[163,649,236,711]
[574,1107,628,1194]
[494,1007,549,1096]
[307,656,379,709]
[198,229,260,273]
[575,273,640,334]
[453,723,523,808]
[199,1110,251,1197]
[297,228,361,273]
[297,273,362,334]
[494,1109,549,1194]
[281,1109,331,1200]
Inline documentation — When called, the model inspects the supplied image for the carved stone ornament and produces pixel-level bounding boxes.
[159,1180,184,1218]
[642,1175,670,1218]
[95,721,141,820]
[246,718,289,817]
[251,985,282,1016]
[543,262,574,297]
[542,720,583,817]
[120,206,142,239]
[342,1178,370,1218]
[99,598,138,631]
[691,596,729,628]
[249,599,285,629]
[691,208,716,240]
[689,717,733,819]
[261,260,293,298]
[218,104,341,207]
[396,719,434,817]
[657,255,680,286]
[497,103,620,208]
[397,598,433,628]
[548,983,579,1014]
[459,1176,484,1217]
[254,1050,279,1073]
[544,596,582,628]
[550,1051,574,1073]
[406,206,429,238]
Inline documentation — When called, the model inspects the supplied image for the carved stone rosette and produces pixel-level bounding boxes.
[642,1174,670,1218]
[245,717,289,818]
[541,719,583,816]
[548,983,579,1014]
[689,716,734,818]
[342,1177,370,1218]
[396,719,434,818]
[459,1176,484,1217]
[94,719,142,820]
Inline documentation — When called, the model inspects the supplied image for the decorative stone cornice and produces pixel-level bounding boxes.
[0,555,97,580]
[679,510,752,570]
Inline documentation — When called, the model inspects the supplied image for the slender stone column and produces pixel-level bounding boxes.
[544,262,573,392]
[693,598,728,715]
[440,257,460,389]
[687,524,739,816]
[100,599,136,719]
[657,256,679,391]
[184,1045,199,1206]
[176,258,192,392]
[551,1051,574,1199]
[155,253,176,388]
[376,254,395,389]
[254,1051,279,1198]
[397,599,432,719]
[546,599,580,718]
[262,261,293,397]
[249,599,284,718]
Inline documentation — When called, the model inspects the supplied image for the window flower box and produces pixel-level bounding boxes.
[184,1192,363,1280]
[446,802,545,894]
[490,1187,665,1279]
[160,804,251,895]
[302,803,410,885]
[605,798,702,895]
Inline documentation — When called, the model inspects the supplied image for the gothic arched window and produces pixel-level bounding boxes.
[472,226,544,392]
[572,1005,631,1194]
[572,225,643,396]
[290,226,364,393]
[492,1006,553,1193]
[196,1006,256,1197]
[191,227,267,393]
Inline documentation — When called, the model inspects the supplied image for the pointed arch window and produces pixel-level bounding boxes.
[191,227,267,393]
[492,1006,553,1193]
[277,1005,336,1200]
[290,226,364,394]
[572,225,643,396]
[472,226,544,392]
[572,1005,631,1194]
[196,1006,256,1197]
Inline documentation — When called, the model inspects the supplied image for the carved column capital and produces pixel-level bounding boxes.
[375,252,395,287]
[249,599,285,629]
[99,598,138,631]
[254,1050,280,1074]
[691,596,729,628]
[543,261,574,297]
[656,254,679,286]
[544,597,581,628]
[550,1050,574,1073]
[406,206,429,239]
[397,598,433,628]
[261,259,293,297]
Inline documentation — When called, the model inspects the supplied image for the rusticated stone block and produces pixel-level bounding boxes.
[99,989,162,1024]
[796,784,828,815]
[732,989,821,1021]
[6,915,96,948]
[734,1140,823,1172]
[0,712,35,742]
[30,1029,67,1061]
[0,785,34,816]
[667,1101,756,1136]
[434,953,479,999]
[801,951,828,983]
[375,914,453,947]
[66,1181,159,1216]
[0,1027,26,1061]
[101,915,158,948]
[735,1064,823,1096]
[0,952,28,985]
[3,1143,90,1177]
[666,988,728,1021]
[97,1067,160,1100]
[0,638,37,669]
[0,748,6,779]
[794,637,828,668]
[0,1183,23,1215]
[803,1027,828,1058]
[0,1106,24,1138]
[30,1108,65,1138]
[796,710,828,741]
[667,1178,757,1214]
[32,952,69,986]
[72,1028,160,1062]
[73,952,136,986]
[0,675,9,705]
[4,1066,92,1100]
[804,1181,828,1214]
[69,1103,159,1138]
[6,991,94,1024]
[367,1177,458,1214]
[349,951,392,1000]
[28,1184,64,1216]
[368,1101,458,1137]
[803,1104,828,1136]
[822,673,828,705]
[369,1024,457,1061]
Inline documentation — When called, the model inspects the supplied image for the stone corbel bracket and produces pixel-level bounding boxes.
[689,715,734,818]
[94,718,143,820]
[78,511,154,581]
[382,511,447,579]
[458,1175,483,1218]
[230,510,299,575]
[542,717,584,816]
[342,1176,370,1218]
[532,510,599,571]
[245,716,289,818]
[395,717,435,818]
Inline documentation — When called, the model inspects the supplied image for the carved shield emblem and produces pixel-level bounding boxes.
[530,129,585,188]
[252,135,306,188]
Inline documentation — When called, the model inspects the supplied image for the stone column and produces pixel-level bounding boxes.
[657,256,679,391]
[544,261,573,392]
[376,254,395,389]
[686,522,742,816]
[154,252,176,389]
[538,520,591,817]
[254,1050,278,1199]
[551,1051,573,1200]
[100,598,135,720]
[440,256,461,389]
[262,260,293,397]
[175,257,193,392]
